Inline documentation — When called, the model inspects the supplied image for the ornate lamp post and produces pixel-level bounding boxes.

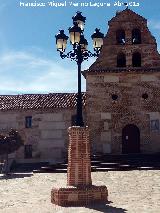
[52,12,108,207]
[55,11,104,127]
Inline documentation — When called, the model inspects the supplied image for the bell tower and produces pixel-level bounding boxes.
[89,8,160,70]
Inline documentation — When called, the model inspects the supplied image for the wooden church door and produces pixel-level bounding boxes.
[122,124,140,154]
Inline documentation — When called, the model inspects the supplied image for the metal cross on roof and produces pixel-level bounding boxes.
[124,2,129,9]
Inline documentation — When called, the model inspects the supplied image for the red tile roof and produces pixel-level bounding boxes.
[0,93,86,111]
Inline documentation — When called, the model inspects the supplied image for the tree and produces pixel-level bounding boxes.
[0,129,24,175]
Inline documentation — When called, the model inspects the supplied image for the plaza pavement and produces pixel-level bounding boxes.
[0,170,160,213]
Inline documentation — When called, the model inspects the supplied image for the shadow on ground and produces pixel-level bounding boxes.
[87,203,127,213]
[0,173,33,180]
[60,201,127,213]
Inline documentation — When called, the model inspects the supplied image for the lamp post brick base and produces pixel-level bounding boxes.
[51,126,108,206]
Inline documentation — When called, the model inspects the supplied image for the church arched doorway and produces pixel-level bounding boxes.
[122,124,140,154]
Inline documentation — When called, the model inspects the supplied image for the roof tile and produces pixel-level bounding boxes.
[0,93,86,111]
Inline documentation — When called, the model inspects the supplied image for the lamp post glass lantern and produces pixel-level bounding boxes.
[55,11,104,127]
[55,30,69,52]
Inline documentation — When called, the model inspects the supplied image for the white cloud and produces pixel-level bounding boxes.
[148,20,160,30]
[0,50,95,94]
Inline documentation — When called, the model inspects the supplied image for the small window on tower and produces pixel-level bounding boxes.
[132,29,141,44]
[25,116,32,128]
[116,29,125,45]
[112,94,118,101]
[142,93,148,100]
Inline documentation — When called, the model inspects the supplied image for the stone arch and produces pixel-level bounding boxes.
[117,52,126,67]
[116,29,125,44]
[132,28,141,44]
[132,52,141,67]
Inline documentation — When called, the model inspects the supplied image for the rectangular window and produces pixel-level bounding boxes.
[150,120,159,131]
[25,116,32,128]
[24,145,32,158]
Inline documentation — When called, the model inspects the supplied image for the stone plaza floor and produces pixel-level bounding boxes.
[0,170,160,213]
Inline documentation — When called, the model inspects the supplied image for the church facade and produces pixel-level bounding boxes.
[84,9,160,155]
[1,9,160,163]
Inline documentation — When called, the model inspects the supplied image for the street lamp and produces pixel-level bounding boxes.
[55,11,104,127]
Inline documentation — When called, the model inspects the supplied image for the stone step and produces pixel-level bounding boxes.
[100,153,160,161]
[33,168,67,173]
[13,154,160,173]
[12,162,50,172]
[33,163,160,173]
[35,154,160,174]
[33,165,99,174]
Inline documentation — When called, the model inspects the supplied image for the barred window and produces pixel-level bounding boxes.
[150,120,159,131]
[25,116,32,128]
[24,145,32,158]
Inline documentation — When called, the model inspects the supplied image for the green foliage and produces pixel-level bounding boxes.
[0,129,24,155]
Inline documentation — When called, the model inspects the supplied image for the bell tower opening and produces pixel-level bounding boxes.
[132,29,141,44]
[132,52,141,67]
[117,52,126,67]
[116,29,125,45]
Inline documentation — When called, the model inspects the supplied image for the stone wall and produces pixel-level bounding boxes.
[0,108,82,163]
[86,72,160,154]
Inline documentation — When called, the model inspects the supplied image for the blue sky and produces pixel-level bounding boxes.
[0,0,160,94]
